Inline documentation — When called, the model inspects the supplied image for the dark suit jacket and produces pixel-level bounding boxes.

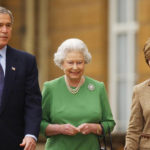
[0,45,42,150]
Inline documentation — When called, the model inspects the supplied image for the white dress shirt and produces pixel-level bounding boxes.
[0,46,6,75]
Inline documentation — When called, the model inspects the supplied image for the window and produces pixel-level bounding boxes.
[108,0,138,132]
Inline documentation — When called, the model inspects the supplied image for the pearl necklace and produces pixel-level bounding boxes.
[64,75,84,94]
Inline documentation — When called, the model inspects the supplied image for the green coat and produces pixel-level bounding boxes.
[40,76,115,150]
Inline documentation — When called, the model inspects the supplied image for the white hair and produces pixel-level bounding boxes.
[54,38,92,69]
[0,6,14,24]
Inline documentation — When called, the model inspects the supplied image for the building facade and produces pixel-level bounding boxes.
[1,0,149,135]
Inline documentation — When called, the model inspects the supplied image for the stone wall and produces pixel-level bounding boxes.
[137,0,150,83]
[47,0,108,84]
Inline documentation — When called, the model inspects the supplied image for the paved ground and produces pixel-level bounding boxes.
[36,142,124,150]
[36,143,45,150]
[36,134,125,150]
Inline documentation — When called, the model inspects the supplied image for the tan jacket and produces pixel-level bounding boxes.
[125,79,150,150]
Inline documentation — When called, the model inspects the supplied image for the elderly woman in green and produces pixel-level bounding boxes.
[40,38,115,150]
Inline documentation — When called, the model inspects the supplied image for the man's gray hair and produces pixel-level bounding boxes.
[54,38,92,69]
[0,6,14,24]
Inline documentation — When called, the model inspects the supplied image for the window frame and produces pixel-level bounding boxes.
[108,0,139,132]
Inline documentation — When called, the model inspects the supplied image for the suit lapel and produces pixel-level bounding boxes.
[0,46,17,113]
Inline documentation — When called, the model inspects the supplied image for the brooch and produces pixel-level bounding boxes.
[88,83,95,91]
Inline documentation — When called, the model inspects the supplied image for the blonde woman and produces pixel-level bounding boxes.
[125,38,150,150]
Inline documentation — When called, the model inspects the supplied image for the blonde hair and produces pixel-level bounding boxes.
[143,38,150,65]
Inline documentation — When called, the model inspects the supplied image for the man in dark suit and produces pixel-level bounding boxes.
[0,6,42,150]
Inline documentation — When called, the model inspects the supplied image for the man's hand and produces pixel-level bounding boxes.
[20,136,36,150]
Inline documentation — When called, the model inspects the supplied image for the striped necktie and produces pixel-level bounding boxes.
[0,55,4,105]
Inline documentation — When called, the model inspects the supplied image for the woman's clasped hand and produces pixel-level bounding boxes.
[58,123,102,136]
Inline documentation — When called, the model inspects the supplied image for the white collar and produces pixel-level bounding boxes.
[0,46,7,58]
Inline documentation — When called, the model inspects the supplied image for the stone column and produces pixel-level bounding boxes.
[38,0,49,88]
[24,0,35,54]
